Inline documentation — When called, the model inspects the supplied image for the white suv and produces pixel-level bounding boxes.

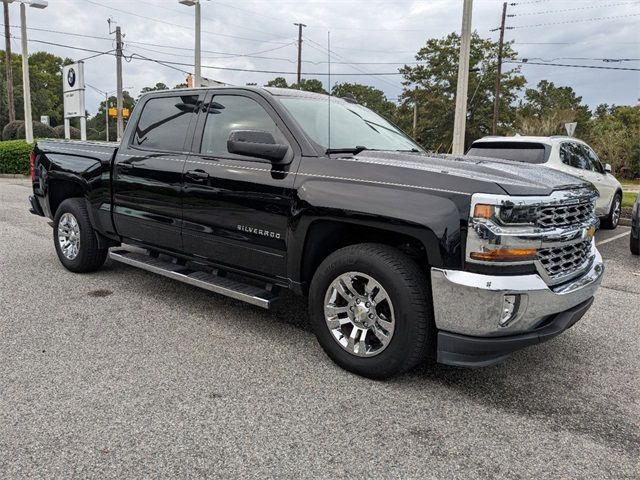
[468,136,623,229]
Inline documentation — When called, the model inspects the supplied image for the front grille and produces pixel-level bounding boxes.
[537,240,592,282]
[536,200,595,228]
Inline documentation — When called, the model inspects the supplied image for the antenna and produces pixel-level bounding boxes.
[327,30,331,153]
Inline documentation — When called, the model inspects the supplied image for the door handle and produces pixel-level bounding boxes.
[185,169,209,181]
[118,162,134,170]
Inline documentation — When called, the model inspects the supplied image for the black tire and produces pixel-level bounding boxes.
[601,193,622,230]
[631,229,640,255]
[53,198,108,273]
[309,243,434,379]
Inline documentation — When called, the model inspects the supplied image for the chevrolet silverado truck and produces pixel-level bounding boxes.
[29,87,604,378]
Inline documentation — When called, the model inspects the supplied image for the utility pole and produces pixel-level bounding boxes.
[3,2,15,123]
[452,0,473,156]
[412,102,418,140]
[19,2,33,143]
[105,93,109,142]
[294,22,306,87]
[492,2,507,135]
[115,24,124,141]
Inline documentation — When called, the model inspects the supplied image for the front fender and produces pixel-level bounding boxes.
[288,178,470,282]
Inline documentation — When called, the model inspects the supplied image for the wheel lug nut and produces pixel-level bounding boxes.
[365,302,370,308]
[363,322,368,327]
[349,306,354,311]
[355,299,360,304]
[368,313,374,319]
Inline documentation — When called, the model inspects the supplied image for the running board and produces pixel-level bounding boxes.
[109,248,279,309]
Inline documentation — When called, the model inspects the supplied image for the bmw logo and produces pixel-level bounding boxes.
[67,68,76,87]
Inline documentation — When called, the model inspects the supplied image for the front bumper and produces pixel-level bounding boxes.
[437,298,593,367]
[430,246,603,366]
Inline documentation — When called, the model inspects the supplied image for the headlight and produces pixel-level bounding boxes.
[467,201,538,264]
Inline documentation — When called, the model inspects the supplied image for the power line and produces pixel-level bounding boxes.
[83,0,292,45]
[506,60,640,71]
[303,36,401,89]
[507,14,640,29]
[509,2,640,16]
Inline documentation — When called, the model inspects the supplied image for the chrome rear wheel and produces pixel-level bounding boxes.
[57,212,81,260]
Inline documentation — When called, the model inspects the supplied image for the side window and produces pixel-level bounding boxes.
[133,95,199,151]
[201,95,288,157]
[581,144,604,173]
[560,143,590,170]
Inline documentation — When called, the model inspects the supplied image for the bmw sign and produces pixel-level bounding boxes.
[62,62,85,119]
[67,68,76,88]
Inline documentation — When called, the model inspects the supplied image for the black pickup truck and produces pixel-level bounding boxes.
[29,87,604,378]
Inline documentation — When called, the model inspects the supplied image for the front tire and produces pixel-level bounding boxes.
[601,193,622,230]
[53,198,108,273]
[309,243,434,379]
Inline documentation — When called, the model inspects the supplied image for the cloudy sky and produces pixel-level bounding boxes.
[4,0,639,116]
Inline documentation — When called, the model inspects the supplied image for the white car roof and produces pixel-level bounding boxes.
[471,135,587,147]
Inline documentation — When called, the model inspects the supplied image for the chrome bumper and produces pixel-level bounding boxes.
[430,245,604,337]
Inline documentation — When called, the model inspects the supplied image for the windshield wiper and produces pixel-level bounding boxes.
[326,146,370,155]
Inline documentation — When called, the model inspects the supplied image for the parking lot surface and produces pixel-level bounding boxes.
[1,178,638,479]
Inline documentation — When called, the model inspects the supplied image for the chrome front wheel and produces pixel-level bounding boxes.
[324,272,395,357]
[57,212,81,260]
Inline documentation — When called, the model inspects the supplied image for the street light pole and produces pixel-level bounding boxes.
[195,0,201,87]
[19,2,33,143]
[452,0,473,156]
[179,0,201,87]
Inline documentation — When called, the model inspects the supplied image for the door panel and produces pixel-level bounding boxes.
[113,93,200,250]
[181,92,299,278]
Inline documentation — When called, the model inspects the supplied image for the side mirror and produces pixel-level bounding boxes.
[227,130,288,163]
[604,163,612,173]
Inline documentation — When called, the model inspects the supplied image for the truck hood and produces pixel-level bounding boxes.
[351,150,589,196]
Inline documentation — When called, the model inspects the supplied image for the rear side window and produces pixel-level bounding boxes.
[467,141,548,164]
[560,142,593,171]
[132,95,199,151]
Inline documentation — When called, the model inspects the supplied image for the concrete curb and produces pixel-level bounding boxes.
[619,218,632,227]
[0,174,29,178]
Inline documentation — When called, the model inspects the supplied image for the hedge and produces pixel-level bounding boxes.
[16,122,58,140]
[52,124,81,139]
[0,140,34,175]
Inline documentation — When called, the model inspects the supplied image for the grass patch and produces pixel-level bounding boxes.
[622,191,637,208]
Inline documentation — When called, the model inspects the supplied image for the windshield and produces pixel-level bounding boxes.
[467,141,549,164]
[278,97,423,152]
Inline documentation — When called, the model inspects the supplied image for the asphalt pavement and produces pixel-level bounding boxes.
[1,178,638,479]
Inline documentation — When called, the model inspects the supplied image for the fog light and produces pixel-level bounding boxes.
[499,294,520,327]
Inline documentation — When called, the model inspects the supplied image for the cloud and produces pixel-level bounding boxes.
[6,0,639,116]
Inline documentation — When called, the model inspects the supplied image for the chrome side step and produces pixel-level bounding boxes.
[108,248,279,309]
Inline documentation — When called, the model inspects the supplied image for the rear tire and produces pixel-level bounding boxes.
[631,229,640,255]
[601,193,621,230]
[53,198,108,273]
[308,243,434,379]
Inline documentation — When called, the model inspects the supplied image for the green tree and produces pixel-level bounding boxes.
[516,80,591,136]
[0,50,72,128]
[331,82,396,119]
[584,104,640,176]
[265,77,289,88]
[264,77,327,94]
[397,32,525,151]
[138,82,169,100]
[86,90,135,141]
